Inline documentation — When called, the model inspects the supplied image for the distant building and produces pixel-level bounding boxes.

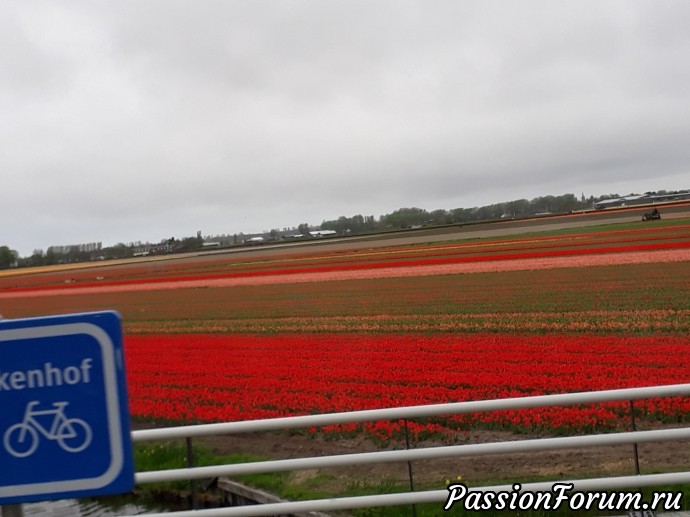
[133,241,176,256]
[593,191,690,210]
[309,230,337,237]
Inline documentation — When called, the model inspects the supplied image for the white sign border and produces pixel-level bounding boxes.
[0,322,124,498]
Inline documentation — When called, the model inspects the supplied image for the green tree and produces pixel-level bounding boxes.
[504,199,530,218]
[26,249,45,267]
[429,209,450,224]
[0,246,18,269]
[178,235,204,252]
[103,243,132,259]
[381,207,429,228]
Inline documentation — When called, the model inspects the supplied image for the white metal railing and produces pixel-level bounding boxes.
[132,383,690,516]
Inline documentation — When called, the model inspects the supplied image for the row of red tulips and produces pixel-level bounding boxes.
[124,333,690,439]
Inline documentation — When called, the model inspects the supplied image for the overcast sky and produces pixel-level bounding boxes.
[3,1,690,256]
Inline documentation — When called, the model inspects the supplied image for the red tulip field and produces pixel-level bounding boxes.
[124,332,690,440]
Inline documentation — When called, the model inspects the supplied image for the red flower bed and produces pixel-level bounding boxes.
[125,333,690,439]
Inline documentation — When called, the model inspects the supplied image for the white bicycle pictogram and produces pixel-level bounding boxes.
[3,401,92,458]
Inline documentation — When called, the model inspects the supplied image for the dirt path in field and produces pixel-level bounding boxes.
[134,423,690,493]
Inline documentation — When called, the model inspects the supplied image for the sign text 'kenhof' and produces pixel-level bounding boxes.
[0,311,134,504]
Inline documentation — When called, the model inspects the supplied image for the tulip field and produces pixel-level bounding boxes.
[2,218,690,440]
[124,332,690,440]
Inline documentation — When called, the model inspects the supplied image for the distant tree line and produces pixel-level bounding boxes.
[1,190,684,269]
[2,237,208,269]
[319,193,592,233]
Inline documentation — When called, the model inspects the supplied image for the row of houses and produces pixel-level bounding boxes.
[132,241,177,256]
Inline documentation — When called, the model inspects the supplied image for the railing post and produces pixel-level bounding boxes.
[629,400,640,476]
[403,419,417,517]
[186,437,198,509]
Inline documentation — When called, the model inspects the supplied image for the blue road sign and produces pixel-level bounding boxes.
[0,311,134,504]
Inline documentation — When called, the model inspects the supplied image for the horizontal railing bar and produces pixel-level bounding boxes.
[138,471,690,517]
[132,383,690,442]
[136,426,690,484]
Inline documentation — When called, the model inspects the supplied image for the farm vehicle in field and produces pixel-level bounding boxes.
[642,208,661,221]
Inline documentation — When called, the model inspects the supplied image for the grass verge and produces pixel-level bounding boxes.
[129,441,690,516]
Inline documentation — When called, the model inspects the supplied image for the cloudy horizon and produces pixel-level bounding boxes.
[3,1,690,257]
